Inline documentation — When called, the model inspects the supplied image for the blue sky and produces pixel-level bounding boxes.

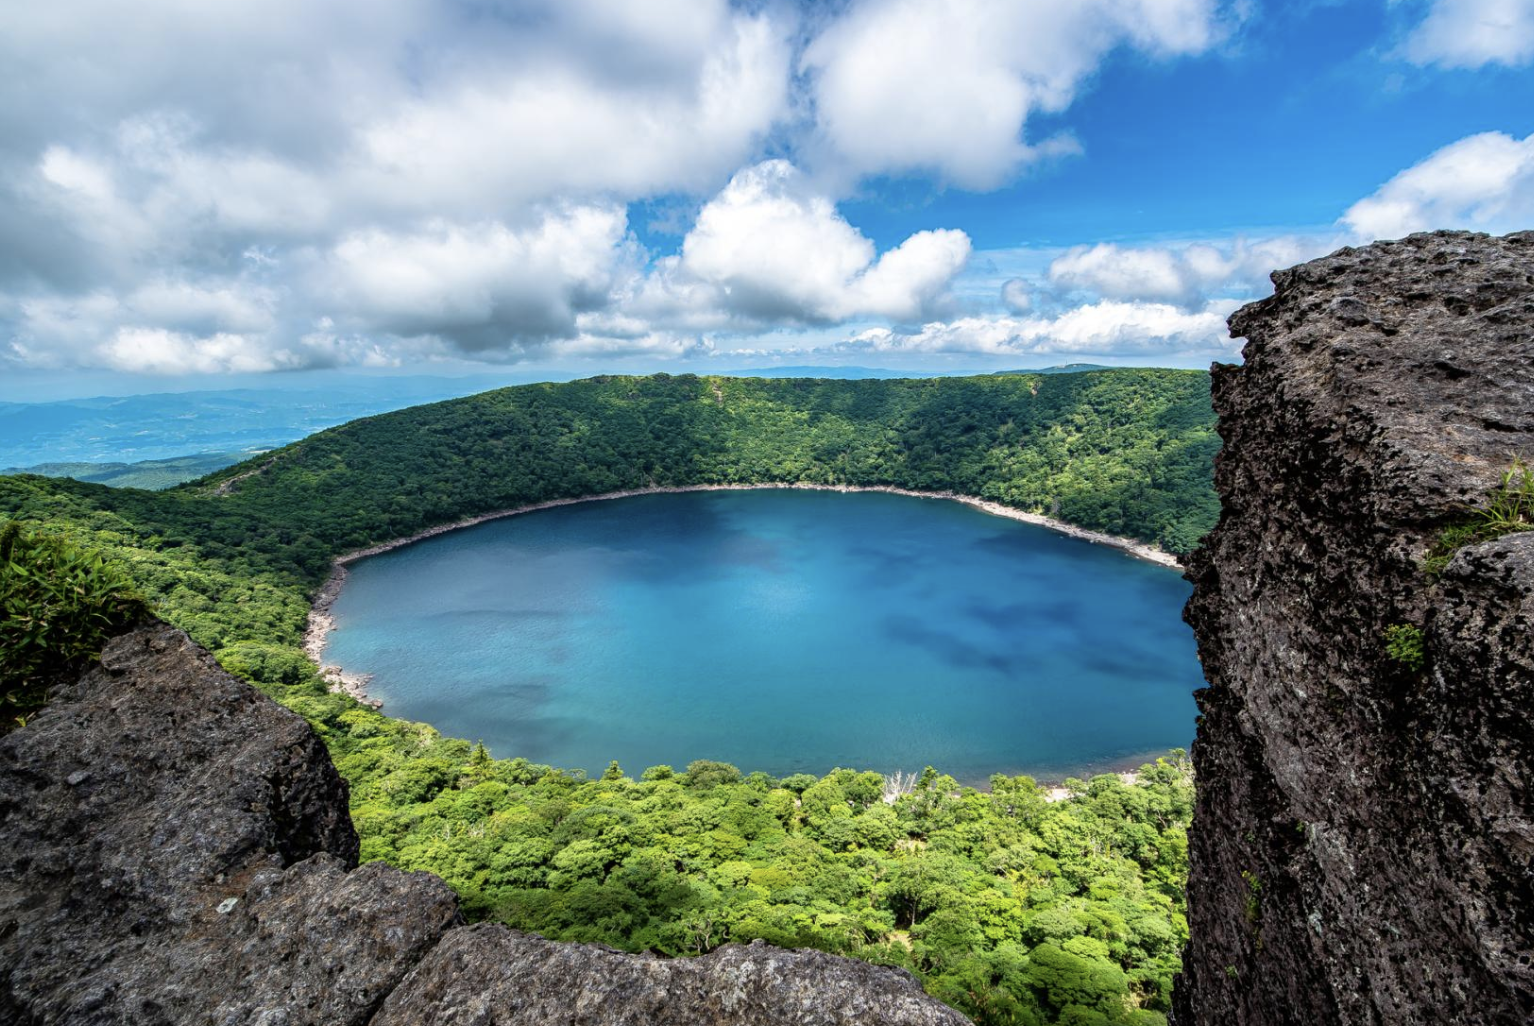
[1,0,1532,399]
[839,3,1532,248]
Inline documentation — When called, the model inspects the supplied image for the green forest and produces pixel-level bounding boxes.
[1,369,1217,1025]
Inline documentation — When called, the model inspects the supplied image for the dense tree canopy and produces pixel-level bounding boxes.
[0,370,1214,1024]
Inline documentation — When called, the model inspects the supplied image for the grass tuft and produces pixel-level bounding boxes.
[1421,458,1533,575]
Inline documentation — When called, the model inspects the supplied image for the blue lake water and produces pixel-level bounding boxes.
[324,489,1202,784]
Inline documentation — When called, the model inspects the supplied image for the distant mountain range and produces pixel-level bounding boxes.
[1,453,246,490]
[0,377,515,468]
[730,364,1115,379]
[727,365,968,379]
[998,363,1113,375]
[0,366,1121,474]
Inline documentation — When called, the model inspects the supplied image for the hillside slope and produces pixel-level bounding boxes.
[191,369,1218,571]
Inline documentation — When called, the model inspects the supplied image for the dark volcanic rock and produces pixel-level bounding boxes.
[1173,231,1534,1025]
[0,622,971,1025]
[375,925,970,1026]
[0,622,460,1025]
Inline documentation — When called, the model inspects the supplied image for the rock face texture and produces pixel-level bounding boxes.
[0,622,969,1026]
[1173,231,1534,1025]
[374,926,963,1026]
[0,623,461,1026]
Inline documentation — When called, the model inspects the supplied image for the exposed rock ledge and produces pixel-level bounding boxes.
[1172,231,1534,1024]
[0,622,969,1025]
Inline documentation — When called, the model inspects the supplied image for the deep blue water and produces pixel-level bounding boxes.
[324,490,1201,784]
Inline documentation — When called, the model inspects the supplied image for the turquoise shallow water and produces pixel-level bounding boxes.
[324,489,1202,784]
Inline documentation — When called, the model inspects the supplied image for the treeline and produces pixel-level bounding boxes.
[0,370,1216,1024]
[198,369,1219,568]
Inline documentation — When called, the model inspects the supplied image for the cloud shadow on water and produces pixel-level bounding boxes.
[881,613,1018,677]
[964,598,1079,634]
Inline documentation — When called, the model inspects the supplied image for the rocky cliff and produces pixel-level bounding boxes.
[0,622,969,1026]
[1173,231,1534,1024]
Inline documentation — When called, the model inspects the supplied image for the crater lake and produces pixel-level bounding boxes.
[321,489,1202,783]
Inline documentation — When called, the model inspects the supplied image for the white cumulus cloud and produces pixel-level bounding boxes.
[318,206,635,351]
[96,328,297,375]
[1402,0,1534,68]
[839,299,1240,359]
[20,0,1532,378]
[1046,237,1339,306]
[355,11,792,218]
[4,283,381,374]
[0,0,1257,376]
[673,160,971,323]
[1342,131,1534,239]
[800,0,1224,188]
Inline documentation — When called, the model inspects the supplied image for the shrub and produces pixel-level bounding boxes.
[1,521,151,729]
[1383,623,1426,673]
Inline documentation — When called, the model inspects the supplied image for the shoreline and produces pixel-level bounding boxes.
[302,482,1183,708]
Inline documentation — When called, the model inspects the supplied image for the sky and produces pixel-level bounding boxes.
[2,0,1533,398]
